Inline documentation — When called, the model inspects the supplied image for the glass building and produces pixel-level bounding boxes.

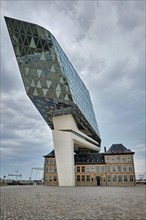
[5,17,101,146]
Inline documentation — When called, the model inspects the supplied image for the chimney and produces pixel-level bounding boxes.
[104,146,106,152]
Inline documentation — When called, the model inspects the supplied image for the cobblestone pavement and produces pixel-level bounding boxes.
[0,185,145,220]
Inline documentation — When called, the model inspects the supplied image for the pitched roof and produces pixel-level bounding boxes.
[43,150,55,157]
[105,144,134,154]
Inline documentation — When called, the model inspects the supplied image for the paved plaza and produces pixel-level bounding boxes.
[0,185,145,220]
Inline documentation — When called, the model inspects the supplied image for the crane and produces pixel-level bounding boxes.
[29,167,44,180]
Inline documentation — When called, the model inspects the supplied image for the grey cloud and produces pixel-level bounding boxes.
[73,1,99,40]
[115,1,145,31]
[1,93,52,143]
[1,20,24,92]
[1,92,53,174]
[1,1,145,179]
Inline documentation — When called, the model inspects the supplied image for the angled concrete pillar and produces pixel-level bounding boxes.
[52,114,100,186]
[52,130,75,186]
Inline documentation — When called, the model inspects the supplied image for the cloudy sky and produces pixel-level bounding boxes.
[1,1,145,180]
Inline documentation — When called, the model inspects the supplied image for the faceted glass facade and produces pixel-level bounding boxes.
[5,17,101,145]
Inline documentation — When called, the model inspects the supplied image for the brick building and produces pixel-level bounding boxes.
[44,144,136,186]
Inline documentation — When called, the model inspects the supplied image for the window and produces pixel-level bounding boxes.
[124,175,127,182]
[117,156,120,163]
[96,166,100,173]
[118,165,121,172]
[86,166,90,172]
[113,175,116,182]
[44,176,48,181]
[112,166,116,172]
[108,175,111,182]
[102,166,105,172]
[130,175,133,182]
[45,167,48,173]
[123,166,127,172]
[112,157,115,163]
[52,158,55,165]
[128,156,133,163]
[77,175,80,182]
[46,159,49,165]
[118,175,122,182]
[54,166,57,173]
[49,167,52,173]
[54,175,57,181]
[82,166,85,172]
[122,157,126,163]
[91,167,95,172]
[129,166,133,172]
[82,175,85,181]
[106,157,110,163]
[77,166,80,172]
[107,166,110,172]
[50,158,52,165]
[49,175,52,181]
[87,175,90,181]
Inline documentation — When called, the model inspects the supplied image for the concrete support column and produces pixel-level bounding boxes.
[52,130,75,186]
[52,114,99,186]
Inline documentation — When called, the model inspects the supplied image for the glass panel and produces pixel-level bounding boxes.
[107,166,110,172]
[82,166,85,172]
[118,165,121,172]
[33,88,38,96]
[96,166,100,173]
[82,175,85,181]
[87,175,90,181]
[108,175,111,182]
[77,175,80,181]
[30,37,36,48]
[54,175,57,181]
[112,166,116,172]
[123,166,127,172]
[118,175,122,182]
[129,166,133,172]
[49,175,52,181]
[106,157,110,163]
[77,166,80,172]
[86,166,90,172]
[117,155,120,163]
[128,156,133,163]
[49,167,52,173]
[54,167,57,173]
[123,157,126,163]
[102,166,105,172]
[113,175,116,182]
[36,81,41,88]
[42,89,47,96]
[91,167,95,172]
[45,167,48,173]
[124,175,127,182]
[130,175,133,182]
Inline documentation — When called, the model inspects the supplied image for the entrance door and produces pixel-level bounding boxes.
[96,176,100,186]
